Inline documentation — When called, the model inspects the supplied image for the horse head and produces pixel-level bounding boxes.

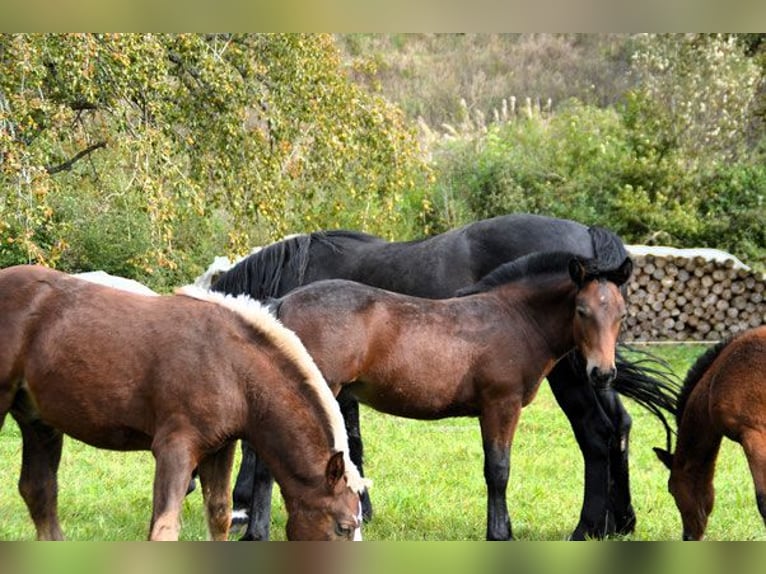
[569,256,631,389]
[654,446,710,541]
[284,451,364,541]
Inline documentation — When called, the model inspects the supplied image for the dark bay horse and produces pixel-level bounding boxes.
[262,251,631,539]
[213,213,677,540]
[0,265,366,541]
[655,325,766,540]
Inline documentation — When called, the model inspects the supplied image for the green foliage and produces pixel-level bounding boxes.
[0,33,431,289]
[630,34,761,166]
[2,33,765,282]
[427,34,766,271]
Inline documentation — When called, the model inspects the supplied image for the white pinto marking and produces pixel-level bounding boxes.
[192,234,304,289]
[193,256,234,289]
[353,500,363,541]
[74,271,158,296]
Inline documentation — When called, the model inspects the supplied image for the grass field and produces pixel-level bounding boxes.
[1,343,764,542]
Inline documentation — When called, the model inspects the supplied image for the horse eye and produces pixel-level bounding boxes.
[576,306,589,318]
[335,522,353,538]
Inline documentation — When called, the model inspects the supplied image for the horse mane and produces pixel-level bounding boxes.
[588,225,629,269]
[174,285,370,494]
[456,251,627,296]
[676,334,743,426]
[211,230,380,298]
[210,234,311,298]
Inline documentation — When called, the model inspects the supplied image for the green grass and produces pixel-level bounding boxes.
[1,343,763,541]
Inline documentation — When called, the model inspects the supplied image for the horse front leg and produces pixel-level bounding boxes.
[596,386,635,535]
[740,429,766,530]
[240,454,275,541]
[150,433,198,541]
[197,442,237,541]
[479,401,521,541]
[547,359,617,540]
[231,441,257,528]
[337,387,372,521]
[13,416,64,540]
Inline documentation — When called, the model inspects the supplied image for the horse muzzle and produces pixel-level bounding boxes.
[588,366,617,389]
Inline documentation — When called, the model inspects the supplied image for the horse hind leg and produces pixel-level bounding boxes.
[13,415,65,540]
[197,442,237,541]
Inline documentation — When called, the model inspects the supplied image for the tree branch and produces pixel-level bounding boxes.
[45,141,107,175]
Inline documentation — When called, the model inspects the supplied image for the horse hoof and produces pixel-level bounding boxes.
[185,478,197,496]
[614,511,636,536]
[230,509,249,534]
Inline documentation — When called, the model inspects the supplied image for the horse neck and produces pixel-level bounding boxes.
[244,374,337,499]
[673,380,723,483]
[499,278,578,360]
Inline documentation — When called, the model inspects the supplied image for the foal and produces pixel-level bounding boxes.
[0,265,365,541]
[655,325,766,540]
[255,252,631,539]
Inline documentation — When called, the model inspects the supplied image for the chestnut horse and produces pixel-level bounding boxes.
[234,251,631,539]
[0,265,366,541]
[655,325,766,540]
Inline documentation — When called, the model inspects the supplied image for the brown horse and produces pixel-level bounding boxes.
[655,325,766,540]
[0,264,366,541]
[212,251,631,539]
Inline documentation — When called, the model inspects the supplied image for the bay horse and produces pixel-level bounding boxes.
[213,213,678,540]
[654,325,766,540]
[0,265,366,541]
[237,250,631,539]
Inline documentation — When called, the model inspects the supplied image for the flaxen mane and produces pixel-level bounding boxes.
[175,285,370,494]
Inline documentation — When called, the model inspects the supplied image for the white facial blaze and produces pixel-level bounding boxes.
[353,500,363,541]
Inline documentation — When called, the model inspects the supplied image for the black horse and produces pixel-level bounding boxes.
[212,213,677,541]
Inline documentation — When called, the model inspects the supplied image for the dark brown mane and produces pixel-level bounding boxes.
[455,251,629,297]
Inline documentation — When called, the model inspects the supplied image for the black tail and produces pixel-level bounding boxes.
[612,345,682,454]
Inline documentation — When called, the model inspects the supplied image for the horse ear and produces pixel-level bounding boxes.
[568,257,586,287]
[612,257,634,285]
[653,447,674,470]
[325,451,346,491]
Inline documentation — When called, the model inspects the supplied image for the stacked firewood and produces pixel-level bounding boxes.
[622,246,765,342]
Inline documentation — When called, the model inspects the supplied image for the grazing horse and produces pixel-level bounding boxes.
[251,251,631,539]
[0,265,366,541]
[655,325,766,540]
[213,213,677,540]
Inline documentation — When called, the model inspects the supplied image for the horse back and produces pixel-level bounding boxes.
[330,214,596,298]
[0,265,258,450]
[706,326,766,434]
[276,278,523,417]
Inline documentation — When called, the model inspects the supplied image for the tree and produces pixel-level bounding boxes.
[0,34,429,289]
[628,33,761,166]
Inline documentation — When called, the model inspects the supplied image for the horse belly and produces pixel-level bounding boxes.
[21,361,156,451]
[347,377,480,419]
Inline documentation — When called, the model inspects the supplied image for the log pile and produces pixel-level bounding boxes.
[622,246,765,342]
